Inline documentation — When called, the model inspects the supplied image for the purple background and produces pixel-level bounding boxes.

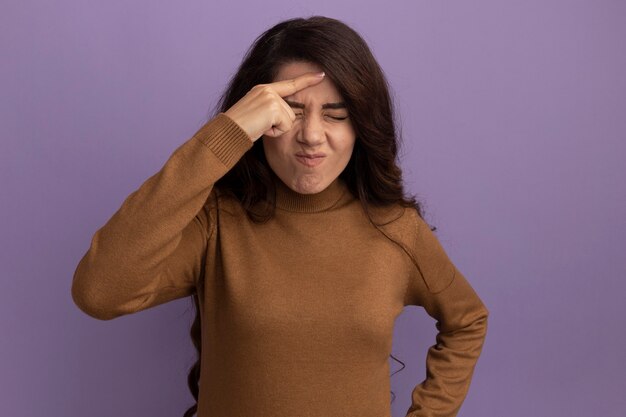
[2,1,625,416]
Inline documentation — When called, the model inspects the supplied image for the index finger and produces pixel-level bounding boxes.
[270,71,326,98]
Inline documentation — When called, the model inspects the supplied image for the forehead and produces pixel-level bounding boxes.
[274,61,342,101]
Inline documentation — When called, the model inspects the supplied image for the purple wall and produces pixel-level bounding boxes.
[2,1,624,416]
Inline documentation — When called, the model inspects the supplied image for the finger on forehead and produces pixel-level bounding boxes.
[271,72,324,97]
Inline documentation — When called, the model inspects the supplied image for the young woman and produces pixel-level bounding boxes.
[72,15,489,417]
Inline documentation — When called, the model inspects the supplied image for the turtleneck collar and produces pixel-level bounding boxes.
[272,171,350,213]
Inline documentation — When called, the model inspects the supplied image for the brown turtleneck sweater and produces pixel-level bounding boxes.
[71,113,489,417]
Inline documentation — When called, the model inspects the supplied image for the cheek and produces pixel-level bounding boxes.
[334,125,356,154]
[337,137,356,160]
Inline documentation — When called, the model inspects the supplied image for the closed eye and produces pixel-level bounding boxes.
[294,113,348,121]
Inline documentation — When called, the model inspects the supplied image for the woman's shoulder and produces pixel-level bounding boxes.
[367,202,423,231]
[367,203,419,251]
[202,185,244,215]
[370,204,455,292]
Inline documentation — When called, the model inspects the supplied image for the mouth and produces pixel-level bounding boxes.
[295,154,326,167]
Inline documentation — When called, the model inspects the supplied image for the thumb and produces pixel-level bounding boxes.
[263,126,285,137]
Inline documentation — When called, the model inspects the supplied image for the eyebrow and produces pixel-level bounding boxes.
[284,99,347,110]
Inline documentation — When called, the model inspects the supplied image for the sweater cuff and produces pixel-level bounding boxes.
[192,112,254,168]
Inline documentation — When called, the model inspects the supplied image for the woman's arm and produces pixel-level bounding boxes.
[403,212,490,417]
[71,113,253,320]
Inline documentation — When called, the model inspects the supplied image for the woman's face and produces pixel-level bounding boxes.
[262,61,356,195]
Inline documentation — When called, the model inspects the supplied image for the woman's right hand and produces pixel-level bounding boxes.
[223,71,326,142]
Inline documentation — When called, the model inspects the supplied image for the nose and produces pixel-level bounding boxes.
[296,113,325,147]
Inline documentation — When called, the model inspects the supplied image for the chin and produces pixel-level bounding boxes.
[289,175,330,194]
[295,185,323,195]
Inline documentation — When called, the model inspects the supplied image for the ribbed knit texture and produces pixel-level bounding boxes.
[274,171,347,212]
[72,112,489,417]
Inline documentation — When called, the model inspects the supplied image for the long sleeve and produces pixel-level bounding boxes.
[403,212,489,417]
[71,113,253,320]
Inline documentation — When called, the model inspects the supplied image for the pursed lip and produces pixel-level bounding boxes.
[295,152,326,158]
[295,152,326,168]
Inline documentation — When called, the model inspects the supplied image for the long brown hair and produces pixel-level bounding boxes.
[183,15,434,417]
